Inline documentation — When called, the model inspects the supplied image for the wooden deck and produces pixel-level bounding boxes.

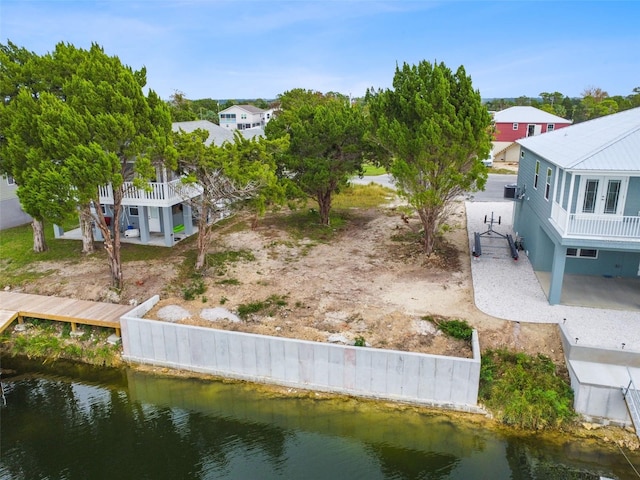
[0,291,135,336]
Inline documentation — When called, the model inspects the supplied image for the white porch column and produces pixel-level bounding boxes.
[566,173,576,233]
[182,204,194,235]
[162,207,173,247]
[548,243,567,305]
[139,206,150,244]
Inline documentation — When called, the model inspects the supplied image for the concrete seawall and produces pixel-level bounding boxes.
[120,297,482,411]
[560,323,639,426]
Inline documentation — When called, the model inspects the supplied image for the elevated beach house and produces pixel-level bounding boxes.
[54,120,233,247]
[512,107,640,305]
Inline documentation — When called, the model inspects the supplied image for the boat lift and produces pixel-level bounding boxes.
[472,212,519,261]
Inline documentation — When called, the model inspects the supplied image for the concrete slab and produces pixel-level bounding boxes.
[536,272,640,311]
[570,361,640,388]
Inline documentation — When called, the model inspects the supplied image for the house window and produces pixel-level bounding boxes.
[512,123,518,130]
[241,114,247,119]
[604,180,621,214]
[128,206,139,216]
[545,168,552,200]
[533,161,540,189]
[567,248,598,259]
[527,124,536,137]
[547,124,555,132]
[582,179,598,213]
[521,150,525,158]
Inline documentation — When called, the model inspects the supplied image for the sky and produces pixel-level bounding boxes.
[1,0,639,102]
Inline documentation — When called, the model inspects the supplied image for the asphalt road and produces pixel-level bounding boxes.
[469,173,518,202]
[352,173,518,202]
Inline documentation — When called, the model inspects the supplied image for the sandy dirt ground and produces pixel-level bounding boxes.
[19,180,563,363]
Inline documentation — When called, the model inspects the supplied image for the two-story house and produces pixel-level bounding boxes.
[54,120,236,247]
[493,106,572,164]
[218,104,273,131]
[512,107,640,305]
[0,175,32,230]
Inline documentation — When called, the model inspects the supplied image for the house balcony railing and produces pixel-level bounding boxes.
[98,179,203,207]
[550,203,640,241]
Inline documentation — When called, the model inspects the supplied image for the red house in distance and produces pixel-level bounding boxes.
[493,106,572,142]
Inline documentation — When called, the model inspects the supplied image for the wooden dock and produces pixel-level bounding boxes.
[0,291,135,336]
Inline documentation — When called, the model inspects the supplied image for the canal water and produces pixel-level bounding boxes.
[1,357,638,479]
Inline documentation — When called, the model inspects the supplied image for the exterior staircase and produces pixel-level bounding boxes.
[623,368,640,440]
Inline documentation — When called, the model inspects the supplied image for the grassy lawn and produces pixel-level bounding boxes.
[361,163,387,176]
[0,221,179,288]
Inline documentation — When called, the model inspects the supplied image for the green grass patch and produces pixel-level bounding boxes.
[182,277,206,300]
[425,316,473,341]
[480,349,576,430]
[333,183,395,209]
[0,223,84,287]
[0,221,182,288]
[361,163,387,176]
[207,249,256,276]
[489,167,517,175]
[2,320,121,367]
[262,208,346,244]
[236,294,288,320]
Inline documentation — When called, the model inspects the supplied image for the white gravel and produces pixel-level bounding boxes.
[200,307,241,323]
[465,201,640,351]
[157,305,191,322]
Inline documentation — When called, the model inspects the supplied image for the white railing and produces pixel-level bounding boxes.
[550,203,640,240]
[98,179,202,207]
[568,213,640,238]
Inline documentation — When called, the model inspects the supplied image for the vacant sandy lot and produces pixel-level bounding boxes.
[20,187,563,362]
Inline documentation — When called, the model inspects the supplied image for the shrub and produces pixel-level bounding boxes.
[182,278,206,300]
[236,294,288,320]
[354,336,366,347]
[424,316,473,341]
[479,349,575,430]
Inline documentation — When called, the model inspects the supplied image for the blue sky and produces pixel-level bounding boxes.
[1,1,638,101]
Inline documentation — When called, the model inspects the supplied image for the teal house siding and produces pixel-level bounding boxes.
[513,107,640,305]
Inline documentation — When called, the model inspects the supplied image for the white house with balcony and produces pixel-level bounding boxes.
[54,120,235,247]
[218,104,273,131]
[512,107,640,305]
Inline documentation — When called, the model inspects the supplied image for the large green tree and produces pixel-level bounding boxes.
[0,42,78,252]
[174,129,287,270]
[1,41,173,289]
[265,89,371,225]
[367,60,492,255]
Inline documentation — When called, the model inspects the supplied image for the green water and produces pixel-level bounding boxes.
[0,357,637,479]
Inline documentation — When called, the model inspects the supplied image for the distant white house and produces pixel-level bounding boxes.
[218,104,273,131]
[172,120,235,146]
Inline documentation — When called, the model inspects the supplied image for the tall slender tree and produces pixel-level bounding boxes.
[367,60,492,255]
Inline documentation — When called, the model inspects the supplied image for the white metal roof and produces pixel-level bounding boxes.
[493,106,570,124]
[517,107,640,171]
[172,120,235,146]
[218,104,266,115]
